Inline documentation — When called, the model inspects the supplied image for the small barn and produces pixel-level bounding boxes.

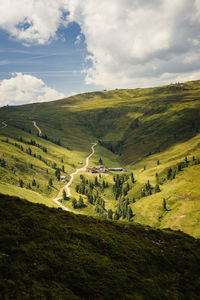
[60,175,67,182]
[108,168,123,171]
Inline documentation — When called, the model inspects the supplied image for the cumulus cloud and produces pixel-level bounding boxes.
[0,73,65,106]
[1,0,200,88]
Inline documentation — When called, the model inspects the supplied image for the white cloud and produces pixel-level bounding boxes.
[1,1,200,88]
[0,73,65,106]
[0,0,68,44]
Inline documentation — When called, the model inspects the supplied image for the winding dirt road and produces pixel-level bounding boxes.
[32,121,42,136]
[1,121,7,128]
[53,143,97,211]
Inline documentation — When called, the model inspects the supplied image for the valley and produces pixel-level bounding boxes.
[0,80,200,238]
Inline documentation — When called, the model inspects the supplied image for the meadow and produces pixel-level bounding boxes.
[0,80,200,237]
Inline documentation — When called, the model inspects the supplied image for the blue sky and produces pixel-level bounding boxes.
[0,22,102,103]
[0,0,200,106]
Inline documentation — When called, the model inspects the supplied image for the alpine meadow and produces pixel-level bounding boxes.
[1,1,200,298]
[1,80,200,299]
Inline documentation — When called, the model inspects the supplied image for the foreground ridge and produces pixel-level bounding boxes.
[0,193,200,300]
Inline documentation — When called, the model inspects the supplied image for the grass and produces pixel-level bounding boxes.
[0,80,200,237]
[0,193,200,300]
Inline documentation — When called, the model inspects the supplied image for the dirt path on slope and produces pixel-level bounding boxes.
[32,121,42,136]
[1,121,7,129]
[53,143,97,211]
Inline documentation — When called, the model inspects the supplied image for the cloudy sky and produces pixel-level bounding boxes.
[0,0,200,106]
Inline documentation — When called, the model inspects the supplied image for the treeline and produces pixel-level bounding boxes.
[156,155,200,185]
[139,180,161,199]
[17,137,47,153]
[14,125,32,134]
[3,138,51,168]
[39,133,61,146]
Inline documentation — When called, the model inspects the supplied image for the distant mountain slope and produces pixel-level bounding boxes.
[0,194,200,300]
[0,80,200,238]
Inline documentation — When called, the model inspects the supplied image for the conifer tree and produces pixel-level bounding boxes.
[78,196,84,208]
[127,206,134,221]
[155,184,160,193]
[163,198,167,211]
[49,178,53,187]
[113,211,119,220]
[107,209,113,219]
[72,198,77,209]
[95,176,98,186]
[19,179,23,188]
[32,179,36,186]
[131,172,135,183]
[63,190,67,200]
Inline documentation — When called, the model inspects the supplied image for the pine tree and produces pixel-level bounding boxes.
[32,179,36,186]
[0,159,6,167]
[167,168,172,180]
[49,178,53,187]
[99,157,103,164]
[63,190,67,200]
[157,160,160,166]
[107,209,113,219]
[19,179,23,188]
[55,168,60,180]
[154,184,160,193]
[163,198,167,211]
[72,198,77,209]
[78,196,84,208]
[62,165,65,172]
[95,176,98,186]
[127,206,134,221]
[131,172,135,183]
[113,211,119,220]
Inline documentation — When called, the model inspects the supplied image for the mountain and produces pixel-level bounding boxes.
[0,80,200,237]
[0,193,200,300]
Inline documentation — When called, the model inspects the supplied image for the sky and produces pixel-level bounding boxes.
[0,0,200,106]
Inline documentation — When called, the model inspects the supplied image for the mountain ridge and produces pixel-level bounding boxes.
[0,80,200,237]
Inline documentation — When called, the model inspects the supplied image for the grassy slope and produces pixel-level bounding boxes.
[0,194,200,300]
[0,80,200,237]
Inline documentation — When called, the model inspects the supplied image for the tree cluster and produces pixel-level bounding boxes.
[112,173,132,200]
[72,196,86,209]
[113,198,134,222]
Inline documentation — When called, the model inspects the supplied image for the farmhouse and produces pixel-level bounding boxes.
[60,175,67,182]
[86,165,106,173]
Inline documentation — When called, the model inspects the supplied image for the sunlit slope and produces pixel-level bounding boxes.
[0,80,200,237]
[1,80,200,164]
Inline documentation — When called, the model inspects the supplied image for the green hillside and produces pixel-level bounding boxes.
[0,80,200,237]
[0,194,200,300]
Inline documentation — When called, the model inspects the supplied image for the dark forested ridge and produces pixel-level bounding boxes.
[0,193,200,300]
